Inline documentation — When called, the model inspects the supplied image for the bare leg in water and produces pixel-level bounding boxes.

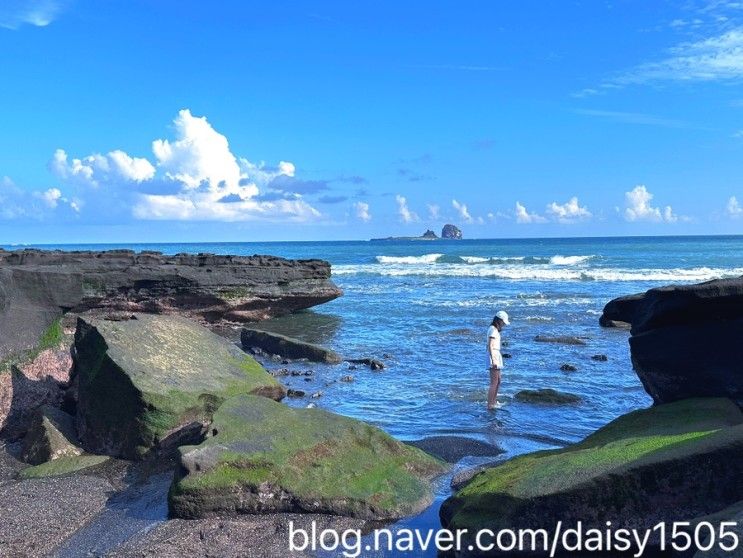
[487,366,501,410]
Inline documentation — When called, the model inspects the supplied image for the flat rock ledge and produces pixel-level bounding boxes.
[0,248,342,361]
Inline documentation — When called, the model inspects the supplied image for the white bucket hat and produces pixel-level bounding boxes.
[495,310,510,326]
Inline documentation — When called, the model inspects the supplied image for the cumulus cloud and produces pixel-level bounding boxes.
[546,197,592,223]
[0,0,66,30]
[50,148,156,187]
[451,199,473,223]
[727,196,742,218]
[353,201,371,222]
[52,109,322,223]
[623,185,677,222]
[427,203,440,220]
[515,202,547,224]
[395,195,419,223]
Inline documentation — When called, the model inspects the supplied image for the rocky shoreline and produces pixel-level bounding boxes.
[2,249,743,557]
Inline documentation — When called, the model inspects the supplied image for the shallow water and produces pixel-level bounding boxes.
[10,235,743,555]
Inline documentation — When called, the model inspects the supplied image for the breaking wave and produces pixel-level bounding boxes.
[335,264,743,282]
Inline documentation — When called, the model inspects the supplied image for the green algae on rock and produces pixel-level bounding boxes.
[21,406,82,465]
[74,313,286,460]
[20,454,110,479]
[169,395,446,520]
[441,398,743,538]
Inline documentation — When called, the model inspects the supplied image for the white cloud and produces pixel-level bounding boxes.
[395,195,419,223]
[52,109,321,223]
[0,0,65,30]
[451,199,473,223]
[353,201,371,222]
[623,185,677,222]
[727,196,743,217]
[50,148,155,187]
[133,194,320,222]
[515,202,547,224]
[613,27,743,85]
[0,176,76,219]
[546,197,592,223]
[575,109,687,128]
[427,203,440,220]
[153,109,244,191]
[35,187,62,208]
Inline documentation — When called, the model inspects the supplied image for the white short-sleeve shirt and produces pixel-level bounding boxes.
[487,325,503,369]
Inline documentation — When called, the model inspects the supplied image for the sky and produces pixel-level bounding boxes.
[0,0,742,243]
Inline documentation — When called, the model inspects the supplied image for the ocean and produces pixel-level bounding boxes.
[10,235,743,556]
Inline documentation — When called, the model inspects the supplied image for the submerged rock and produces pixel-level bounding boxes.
[74,313,285,459]
[616,277,743,403]
[441,398,743,552]
[591,354,608,361]
[346,358,385,370]
[0,249,342,361]
[534,335,587,345]
[21,406,81,465]
[406,436,504,464]
[169,394,446,520]
[514,388,581,404]
[559,363,577,372]
[241,328,342,364]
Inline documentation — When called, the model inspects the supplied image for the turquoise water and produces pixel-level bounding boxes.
[13,235,743,454]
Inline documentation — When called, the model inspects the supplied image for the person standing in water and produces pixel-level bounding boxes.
[487,311,510,410]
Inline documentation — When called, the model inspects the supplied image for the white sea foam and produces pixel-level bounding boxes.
[459,256,490,263]
[333,263,743,282]
[549,255,594,265]
[375,253,443,264]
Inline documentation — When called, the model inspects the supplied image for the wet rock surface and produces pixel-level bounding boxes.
[406,436,504,464]
[533,335,587,346]
[514,388,582,405]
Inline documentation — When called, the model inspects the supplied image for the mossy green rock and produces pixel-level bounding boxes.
[21,405,82,465]
[441,398,743,539]
[20,454,109,479]
[75,314,286,460]
[169,395,446,520]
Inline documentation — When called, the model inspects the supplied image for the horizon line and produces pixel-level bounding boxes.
[2,232,743,247]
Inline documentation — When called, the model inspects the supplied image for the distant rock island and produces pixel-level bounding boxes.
[371,224,462,241]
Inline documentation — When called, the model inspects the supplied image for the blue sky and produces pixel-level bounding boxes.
[0,0,742,243]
